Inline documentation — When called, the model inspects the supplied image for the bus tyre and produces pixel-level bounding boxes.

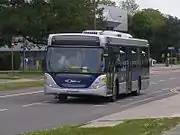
[57,95,68,103]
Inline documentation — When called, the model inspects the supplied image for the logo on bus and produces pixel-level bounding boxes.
[64,79,81,84]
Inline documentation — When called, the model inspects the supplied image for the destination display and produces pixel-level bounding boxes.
[51,35,100,46]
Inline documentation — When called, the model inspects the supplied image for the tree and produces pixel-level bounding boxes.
[163,15,180,47]
[131,8,166,60]
[160,15,180,58]
[0,0,104,46]
[118,0,139,33]
[119,0,139,15]
[0,0,25,46]
[99,0,116,6]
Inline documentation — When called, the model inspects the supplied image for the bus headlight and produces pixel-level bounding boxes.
[45,73,59,88]
[90,75,106,89]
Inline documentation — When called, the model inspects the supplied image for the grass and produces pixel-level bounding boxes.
[0,81,44,91]
[0,71,44,79]
[22,118,180,135]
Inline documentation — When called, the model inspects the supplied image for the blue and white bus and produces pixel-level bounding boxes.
[44,30,150,102]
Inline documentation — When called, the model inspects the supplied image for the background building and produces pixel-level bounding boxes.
[0,37,46,70]
[99,4,128,32]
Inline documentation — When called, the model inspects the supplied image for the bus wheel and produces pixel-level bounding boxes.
[109,81,119,102]
[57,95,68,103]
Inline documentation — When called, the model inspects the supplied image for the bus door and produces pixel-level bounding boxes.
[126,47,132,93]
[106,47,115,95]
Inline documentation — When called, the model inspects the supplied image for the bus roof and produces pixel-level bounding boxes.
[48,33,149,47]
[48,33,100,38]
[104,35,149,47]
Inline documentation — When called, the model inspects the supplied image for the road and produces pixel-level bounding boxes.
[0,69,180,135]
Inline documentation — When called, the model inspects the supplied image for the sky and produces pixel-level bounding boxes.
[113,0,180,18]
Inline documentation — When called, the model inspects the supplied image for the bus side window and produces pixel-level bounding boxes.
[101,51,106,72]
[120,47,126,72]
[143,48,149,68]
[136,48,141,68]
[141,48,149,68]
[106,47,114,72]
[114,48,121,72]
[131,48,137,69]
[140,49,144,68]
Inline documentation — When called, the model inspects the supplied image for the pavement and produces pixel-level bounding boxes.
[86,92,180,123]
[163,124,180,135]
[0,67,180,135]
[151,64,180,71]
[83,89,180,135]
[82,91,180,135]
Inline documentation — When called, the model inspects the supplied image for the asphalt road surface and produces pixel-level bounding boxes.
[1,69,180,135]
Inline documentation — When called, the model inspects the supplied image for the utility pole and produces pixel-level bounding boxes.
[93,0,96,30]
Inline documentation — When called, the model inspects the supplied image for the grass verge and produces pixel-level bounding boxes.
[22,118,180,135]
[0,81,43,91]
[0,71,44,79]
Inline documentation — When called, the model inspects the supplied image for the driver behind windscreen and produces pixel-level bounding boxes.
[58,55,70,68]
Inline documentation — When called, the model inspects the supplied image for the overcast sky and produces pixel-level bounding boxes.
[113,0,180,18]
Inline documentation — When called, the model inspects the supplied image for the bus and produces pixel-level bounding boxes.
[44,30,150,102]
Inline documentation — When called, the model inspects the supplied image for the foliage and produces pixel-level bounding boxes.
[119,0,139,15]
[0,81,43,91]
[0,0,104,46]
[119,0,139,33]
[0,52,20,70]
[131,9,166,38]
[22,118,180,135]
[0,0,180,62]
[99,0,116,6]
[131,8,168,60]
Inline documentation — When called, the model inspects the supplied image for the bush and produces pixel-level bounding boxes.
[0,52,21,70]
[169,57,177,64]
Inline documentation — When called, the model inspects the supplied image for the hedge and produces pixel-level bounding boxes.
[0,52,21,70]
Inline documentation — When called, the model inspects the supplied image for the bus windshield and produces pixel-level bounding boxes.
[46,47,103,73]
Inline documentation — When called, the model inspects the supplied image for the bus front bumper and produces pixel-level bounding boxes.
[44,85,110,97]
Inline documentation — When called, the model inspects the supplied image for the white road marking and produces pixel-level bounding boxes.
[170,77,176,80]
[162,88,169,91]
[22,102,43,107]
[93,105,107,107]
[145,90,167,95]
[0,108,8,112]
[0,91,43,99]
[158,80,165,82]
[170,88,179,93]
[43,100,53,103]
[150,82,158,85]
